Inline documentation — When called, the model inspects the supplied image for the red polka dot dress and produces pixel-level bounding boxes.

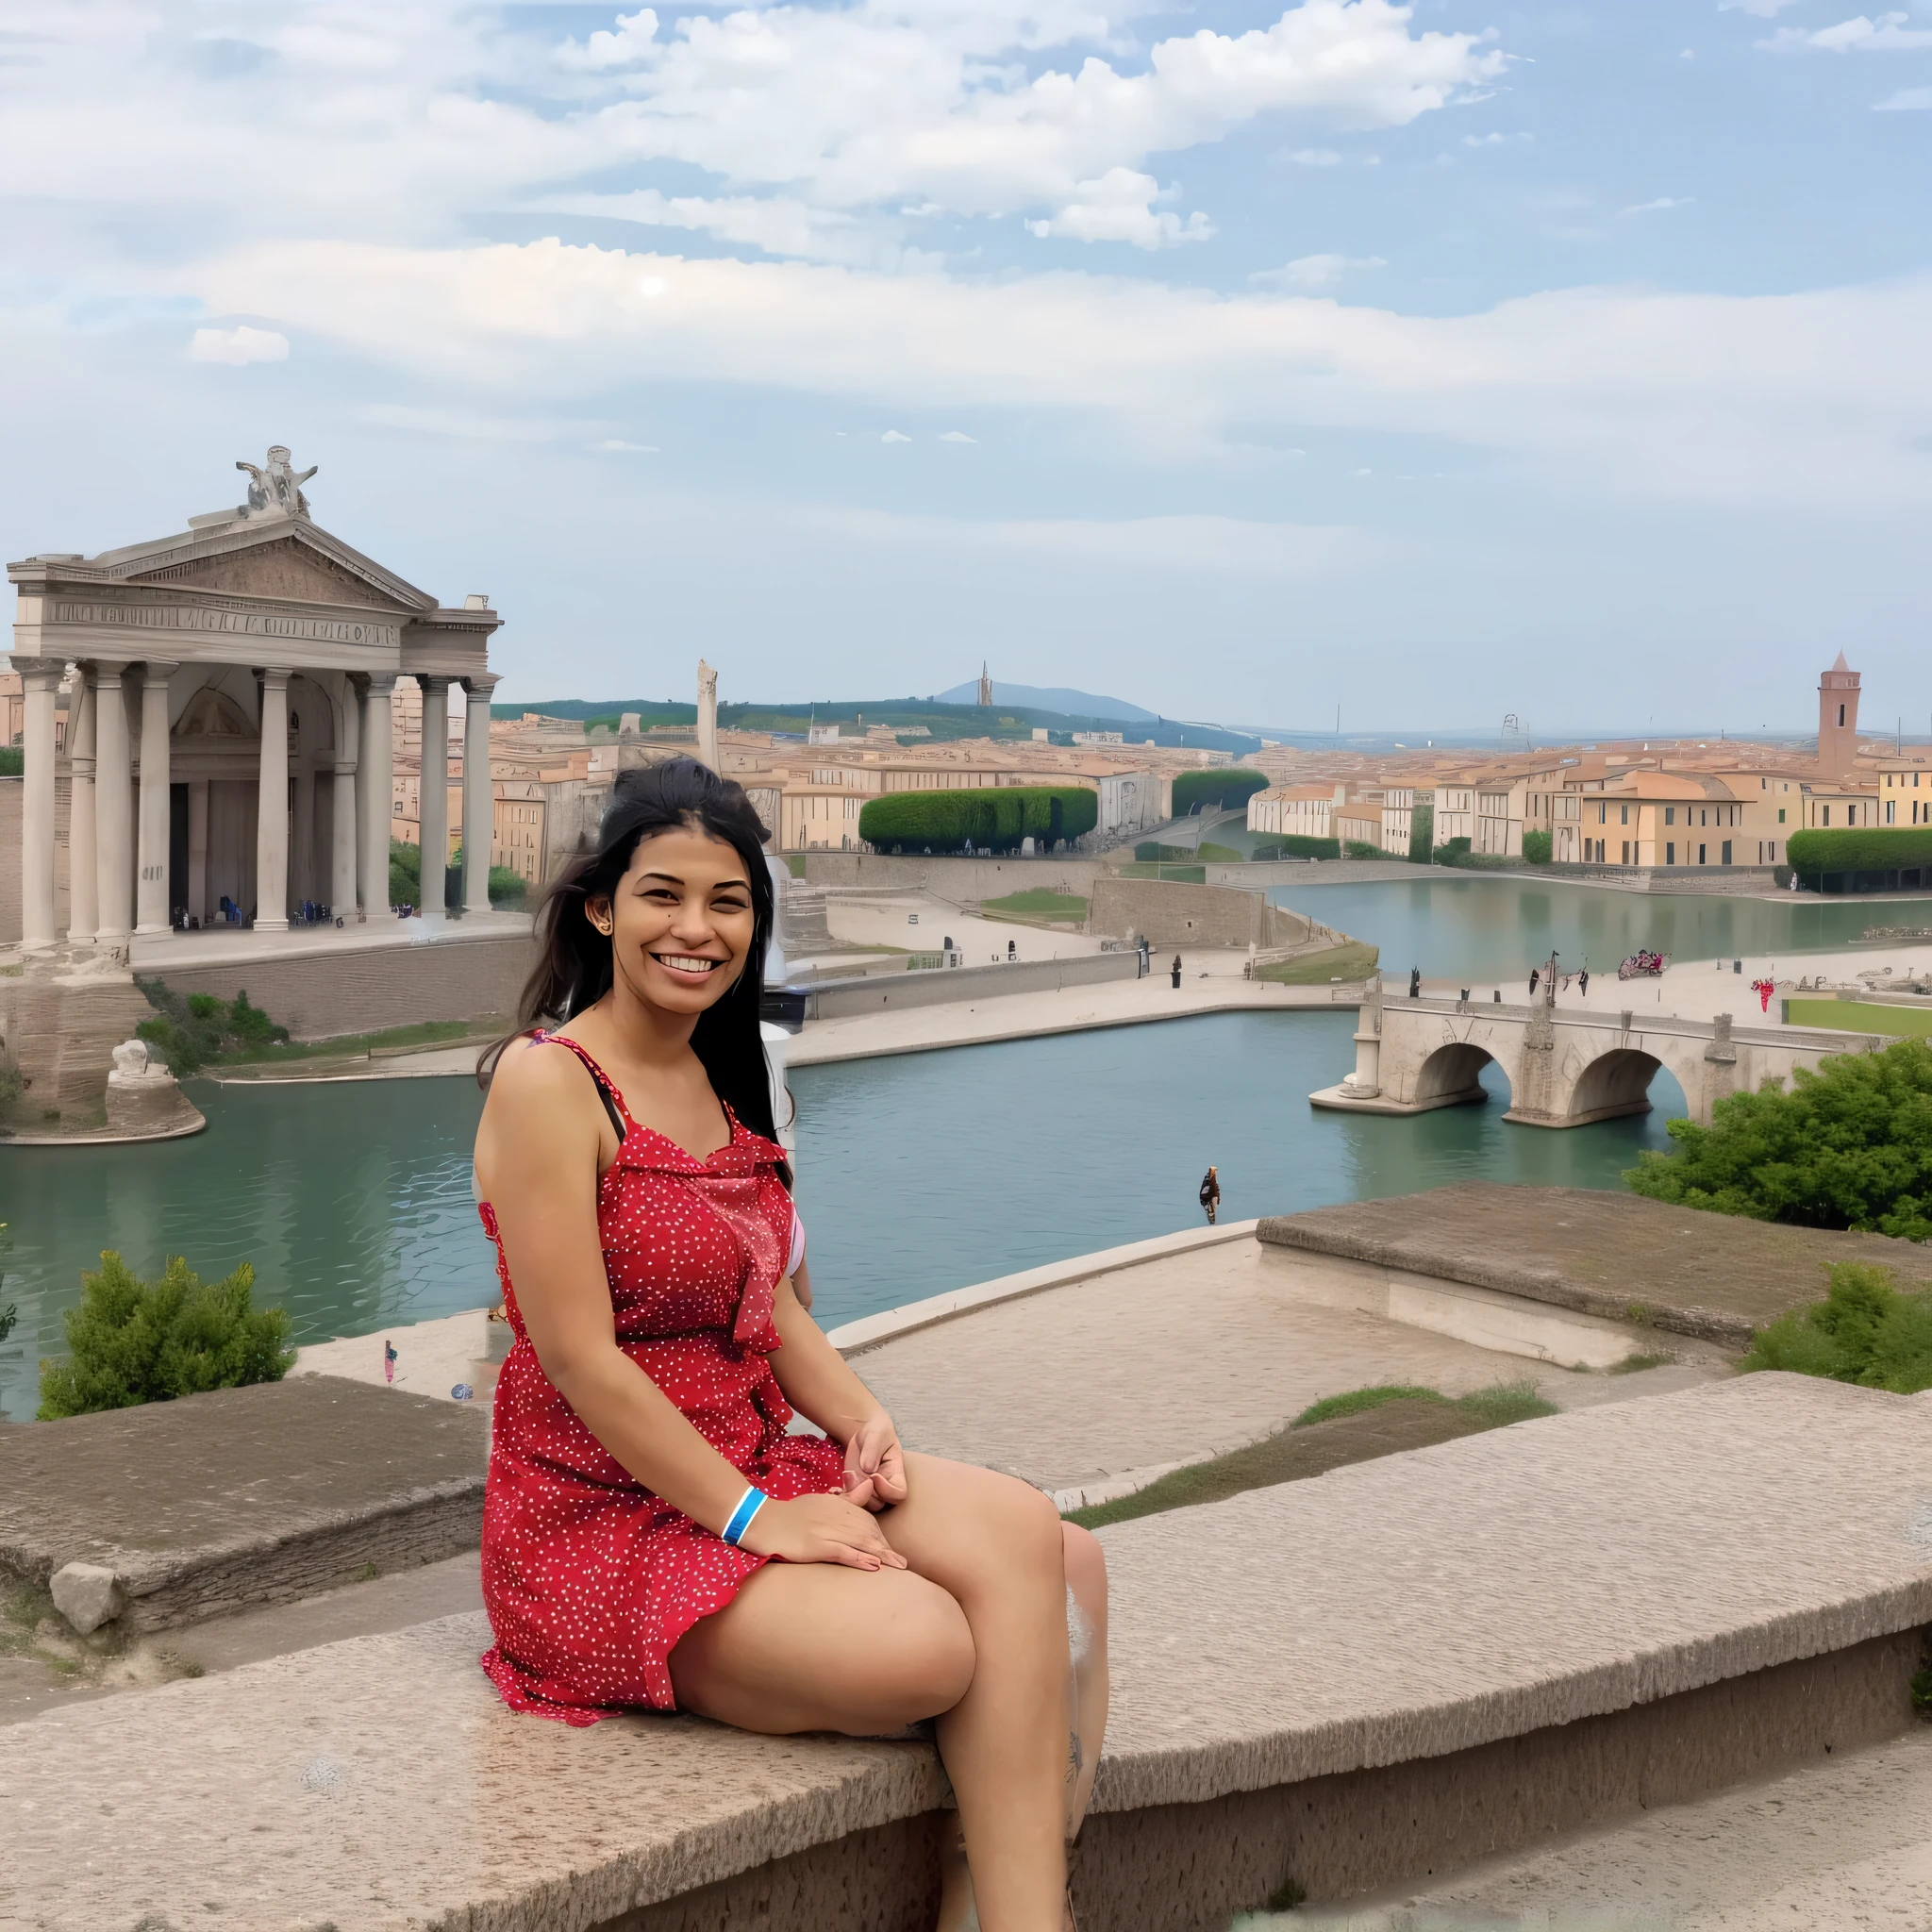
[475,1033,845,1724]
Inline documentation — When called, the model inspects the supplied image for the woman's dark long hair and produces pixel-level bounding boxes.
[481,758,783,1158]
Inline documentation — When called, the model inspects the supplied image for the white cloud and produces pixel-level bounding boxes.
[881,428,911,441]
[1251,252,1387,289]
[1025,170,1214,249]
[0,0,1505,260]
[179,237,1932,511]
[1461,130,1530,147]
[1764,10,1932,49]
[1875,84,1932,105]
[591,438,658,452]
[186,324,289,364]
[939,430,977,441]
[1623,195,1694,214]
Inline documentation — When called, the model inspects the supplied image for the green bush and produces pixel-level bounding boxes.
[1522,829,1553,864]
[487,865,527,908]
[0,746,21,778]
[1171,768,1268,817]
[1787,827,1932,878]
[1434,836,1472,862]
[1342,840,1391,860]
[38,1252,294,1419]
[1198,841,1245,862]
[1740,1261,1932,1394]
[858,786,1098,854]
[391,837,421,909]
[1253,834,1341,859]
[1625,1036,1932,1237]
[136,980,290,1074]
[1407,800,1434,864]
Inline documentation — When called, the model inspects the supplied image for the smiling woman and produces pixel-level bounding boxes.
[472,758,1105,1932]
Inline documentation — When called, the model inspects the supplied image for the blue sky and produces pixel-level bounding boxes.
[2,0,1928,734]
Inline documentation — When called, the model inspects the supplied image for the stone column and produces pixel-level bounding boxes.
[93,665,134,945]
[358,675,396,919]
[15,659,63,950]
[697,658,719,773]
[67,670,98,945]
[460,675,498,915]
[134,660,176,934]
[255,668,291,932]
[328,764,356,919]
[188,779,209,924]
[417,675,450,919]
[292,760,315,908]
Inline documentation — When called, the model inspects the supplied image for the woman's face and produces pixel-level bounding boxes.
[589,822,757,1019]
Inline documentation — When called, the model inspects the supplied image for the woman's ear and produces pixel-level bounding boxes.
[585,893,615,938]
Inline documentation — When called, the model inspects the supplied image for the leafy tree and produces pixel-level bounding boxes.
[1787,827,1932,880]
[39,1252,293,1418]
[858,786,1098,853]
[1741,1261,1932,1394]
[1625,1037,1932,1239]
[1522,829,1553,864]
[136,981,290,1074]
[1171,769,1268,816]
[1407,801,1434,864]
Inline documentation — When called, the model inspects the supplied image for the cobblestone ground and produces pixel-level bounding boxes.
[1271,1724,1932,1931]
[848,1239,1724,1493]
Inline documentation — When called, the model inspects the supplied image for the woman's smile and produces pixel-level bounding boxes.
[650,949,725,985]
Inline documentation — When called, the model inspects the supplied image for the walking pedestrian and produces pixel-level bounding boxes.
[1199,1166,1221,1225]
[1171,954,1182,989]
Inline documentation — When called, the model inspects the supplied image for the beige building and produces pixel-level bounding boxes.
[1873,756,1932,825]
[1435,769,1538,858]
[1247,783,1345,841]
[1570,773,1744,868]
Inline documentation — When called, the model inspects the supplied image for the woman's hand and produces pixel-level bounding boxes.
[841,1411,908,1513]
[735,1493,908,1571]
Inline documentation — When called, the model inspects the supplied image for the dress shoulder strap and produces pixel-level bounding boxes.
[532,1031,636,1140]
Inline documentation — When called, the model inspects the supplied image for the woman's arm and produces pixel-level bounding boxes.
[768,1282,908,1510]
[477,1044,901,1569]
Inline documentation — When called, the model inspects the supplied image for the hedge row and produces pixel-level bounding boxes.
[858,786,1098,853]
[1172,768,1268,817]
[1786,828,1932,875]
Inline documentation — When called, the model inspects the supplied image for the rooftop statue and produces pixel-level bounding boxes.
[235,444,317,520]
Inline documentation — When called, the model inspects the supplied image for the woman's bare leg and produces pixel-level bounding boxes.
[880,1455,1071,1932]
[1062,1523,1109,1840]
[939,1522,1110,1931]
[671,1454,1070,1932]
[670,1559,974,1735]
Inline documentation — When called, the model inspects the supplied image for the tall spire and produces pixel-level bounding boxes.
[977,660,991,707]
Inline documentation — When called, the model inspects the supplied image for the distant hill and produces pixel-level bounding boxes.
[934,680,1158,724]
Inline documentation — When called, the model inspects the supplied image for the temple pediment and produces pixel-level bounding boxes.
[126,535,418,612]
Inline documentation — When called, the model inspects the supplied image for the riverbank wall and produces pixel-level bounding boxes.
[1088,874,1332,948]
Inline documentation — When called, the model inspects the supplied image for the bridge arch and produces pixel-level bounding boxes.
[1563,1046,1667,1125]
[1411,1041,1505,1108]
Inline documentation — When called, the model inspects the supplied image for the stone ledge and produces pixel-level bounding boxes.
[0,1374,487,1630]
[1257,1181,1932,1345]
[4,1375,1928,1928]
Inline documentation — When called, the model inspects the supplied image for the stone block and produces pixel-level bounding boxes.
[49,1559,125,1635]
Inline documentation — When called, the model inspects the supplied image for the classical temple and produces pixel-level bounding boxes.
[7,447,501,950]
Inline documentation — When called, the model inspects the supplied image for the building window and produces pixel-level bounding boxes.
[1889,801,1897,824]
[1665,807,1674,825]
[1620,805,1629,825]
[1698,843,1707,865]
[1838,703,1846,726]
[1722,841,1732,865]
[1822,807,1831,826]
[1666,842,1675,865]
[1622,841,1631,863]
[1778,808,1786,823]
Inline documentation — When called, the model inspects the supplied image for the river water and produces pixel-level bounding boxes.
[0,1009,1682,1421]
[1266,873,1931,986]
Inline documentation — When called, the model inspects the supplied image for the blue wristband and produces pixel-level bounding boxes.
[722,1486,769,1548]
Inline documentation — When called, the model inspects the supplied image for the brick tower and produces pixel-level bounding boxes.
[1817,652,1861,776]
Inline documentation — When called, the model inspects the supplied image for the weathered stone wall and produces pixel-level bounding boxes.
[146,929,537,1039]
[0,970,152,1120]
[805,950,1138,1019]
[1087,874,1318,949]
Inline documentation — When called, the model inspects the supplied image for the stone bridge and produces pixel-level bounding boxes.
[1312,988,1883,1129]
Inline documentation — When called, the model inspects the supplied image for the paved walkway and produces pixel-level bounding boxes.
[848,1236,1727,1496]
[790,955,1346,1065]
[1282,1724,1932,1930]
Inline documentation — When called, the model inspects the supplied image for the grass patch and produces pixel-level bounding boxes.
[1609,1351,1677,1374]
[1291,1383,1437,1428]
[1119,861,1207,883]
[1255,941,1381,987]
[1065,1381,1556,1531]
[1740,1260,1932,1393]
[979,890,1090,920]
[230,1018,482,1064]
[1198,841,1245,863]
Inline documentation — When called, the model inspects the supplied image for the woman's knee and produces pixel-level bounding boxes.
[1061,1522,1108,1628]
[873,1584,975,1717]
